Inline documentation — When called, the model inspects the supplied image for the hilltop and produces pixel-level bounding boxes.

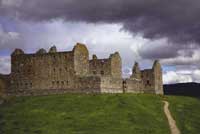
[0,94,200,134]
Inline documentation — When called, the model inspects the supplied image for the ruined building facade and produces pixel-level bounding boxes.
[0,43,163,96]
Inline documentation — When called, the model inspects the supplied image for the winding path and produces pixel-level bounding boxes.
[163,101,181,134]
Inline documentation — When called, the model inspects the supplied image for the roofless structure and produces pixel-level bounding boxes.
[0,43,163,96]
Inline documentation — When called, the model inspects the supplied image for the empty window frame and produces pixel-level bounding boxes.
[100,71,104,75]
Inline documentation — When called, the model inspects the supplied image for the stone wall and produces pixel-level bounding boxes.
[73,43,89,76]
[89,52,122,93]
[8,43,107,95]
[139,61,163,94]
[9,44,91,94]
[3,42,163,96]
[8,76,102,96]
[141,69,155,93]
[75,76,101,93]
[89,58,111,77]
[152,60,163,94]
[125,79,144,93]
[10,50,75,93]
[89,52,122,78]
[100,77,123,93]
[110,52,122,78]
[131,62,141,79]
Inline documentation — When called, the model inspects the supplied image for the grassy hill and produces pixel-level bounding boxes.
[167,96,200,134]
[0,94,200,134]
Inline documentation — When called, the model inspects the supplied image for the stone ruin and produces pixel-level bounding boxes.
[0,43,163,96]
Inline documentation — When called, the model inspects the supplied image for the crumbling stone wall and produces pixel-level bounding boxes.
[73,43,89,76]
[110,52,122,78]
[127,60,163,94]
[89,52,122,78]
[9,44,89,95]
[152,60,163,94]
[75,76,101,93]
[100,77,123,93]
[141,69,155,93]
[4,42,163,96]
[124,79,144,93]
[89,52,123,93]
[89,58,111,77]
[131,62,141,79]
[10,50,75,93]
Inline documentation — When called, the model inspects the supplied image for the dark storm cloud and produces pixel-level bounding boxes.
[138,39,180,59]
[0,0,200,70]
[1,0,200,45]
[138,40,200,60]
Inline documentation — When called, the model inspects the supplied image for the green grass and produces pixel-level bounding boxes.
[0,94,169,134]
[0,94,199,134]
[167,96,200,134]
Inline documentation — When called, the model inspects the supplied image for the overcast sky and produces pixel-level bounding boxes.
[0,0,200,84]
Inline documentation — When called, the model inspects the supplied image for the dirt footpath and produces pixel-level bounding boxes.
[163,101,181,134]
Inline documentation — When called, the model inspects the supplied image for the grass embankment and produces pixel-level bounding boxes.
[0,94,169,134]
[0,94,199,134]
[167,96,200,134]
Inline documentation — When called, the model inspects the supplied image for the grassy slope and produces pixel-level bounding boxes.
[0,94,199,134]
[0,94,169,134]
[167,96,200,134]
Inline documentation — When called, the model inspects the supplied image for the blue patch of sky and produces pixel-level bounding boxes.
[0,49,11,56]
[0,16,18,32]
[162,65,176,73]
[0,17,18,56]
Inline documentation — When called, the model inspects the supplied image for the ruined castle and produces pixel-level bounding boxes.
[0,43,163,96]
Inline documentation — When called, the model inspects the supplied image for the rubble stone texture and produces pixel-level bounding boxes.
[0,43,163,96]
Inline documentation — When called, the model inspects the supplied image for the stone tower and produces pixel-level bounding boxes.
[11,49,24,56]
[49,46,57,53]
[152,60,163,94]
[131,62,141,79]
[92,54,98,60]
[73,43,89,76]
[110,52,122,78]
[36,48,47,54]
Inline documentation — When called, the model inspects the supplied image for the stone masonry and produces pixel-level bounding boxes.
[0,43,163,96]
